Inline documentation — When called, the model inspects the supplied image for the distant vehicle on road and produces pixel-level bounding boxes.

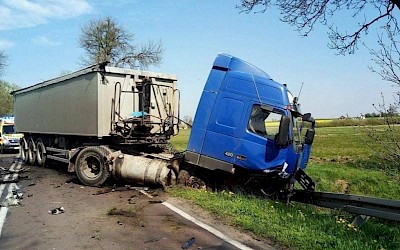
[0,116,23,153]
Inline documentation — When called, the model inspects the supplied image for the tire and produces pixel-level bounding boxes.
[28,139,37,165]
[75,146,111,187]
[20,139,29,164]
[36,139,46,166]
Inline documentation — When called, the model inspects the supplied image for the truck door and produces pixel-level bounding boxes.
[200,95,245,167]
[234,104,288,171]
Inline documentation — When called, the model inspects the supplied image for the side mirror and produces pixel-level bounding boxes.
[277,116,290,147]
[302,113,315,127]
[305,128,315,145]
[302,113,314,122]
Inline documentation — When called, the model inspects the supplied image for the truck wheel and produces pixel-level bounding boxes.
[28,139,37,165]
[36,139,46,166]
[75,147,110,187]
[20,139,28,163]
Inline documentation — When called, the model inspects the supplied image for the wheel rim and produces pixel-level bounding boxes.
[81,154,102,180]
[36,141,46,165]
[20,140,29,162]
[28,140,36,165]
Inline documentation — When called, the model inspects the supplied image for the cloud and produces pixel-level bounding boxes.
[0,39,14,49]
[33,35,60,46]
[0,0,92,30]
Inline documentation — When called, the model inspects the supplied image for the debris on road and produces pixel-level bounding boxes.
[12,186,23,199]
[0,179,19,184]
[1,185,24,207]
[139,190,154,198]
[148,200,163,204]
[1,197,20,207]
[48,207,65,215]
[0,167,30,175]
[92,185,150,196]
[181,237,196,249]
[144,238,160,243]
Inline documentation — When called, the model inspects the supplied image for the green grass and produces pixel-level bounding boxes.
[310,126,373,161]
[170,129,191,152]
[307,163,400,200]
[169,187,400,250]
[169,127,400,249]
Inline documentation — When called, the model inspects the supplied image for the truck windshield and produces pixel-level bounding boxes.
[3,125,15,134]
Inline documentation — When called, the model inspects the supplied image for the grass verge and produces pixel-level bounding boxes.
[169,187,400,250]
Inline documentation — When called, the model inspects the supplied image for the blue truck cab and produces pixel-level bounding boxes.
[185,54,315,189]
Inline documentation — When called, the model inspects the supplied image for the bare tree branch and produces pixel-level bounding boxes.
[368,28,400,87]
[238,0,400,54]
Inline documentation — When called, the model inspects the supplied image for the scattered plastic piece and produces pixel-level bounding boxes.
[182,237,196,249]
[48,207,65,215]
[1,197,20,207]
[148,200,163,204]
[12,186,23,199]
[144,238,160,243]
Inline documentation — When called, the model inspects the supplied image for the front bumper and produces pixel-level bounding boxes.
[1,139,21,150]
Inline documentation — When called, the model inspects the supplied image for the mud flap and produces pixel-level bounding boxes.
[294,168,315,191]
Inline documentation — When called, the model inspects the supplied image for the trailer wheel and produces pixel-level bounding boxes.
[27,139,37,165]
[20,139,28,163]
[75,147,110,187]
[36,139,46,166]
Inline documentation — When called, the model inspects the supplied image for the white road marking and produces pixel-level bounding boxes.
[139,189,253,250]
[0,207,8,237]
[0,160,22,238]
[163,201,253,250]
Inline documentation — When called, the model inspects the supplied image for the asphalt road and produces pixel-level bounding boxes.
[0,153,276,250]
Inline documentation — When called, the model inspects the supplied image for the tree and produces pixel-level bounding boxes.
[238,0,400,55]
[0,80,19,116]
[183,115,193,125]
[0,50,6,76]
[79,17,163,69]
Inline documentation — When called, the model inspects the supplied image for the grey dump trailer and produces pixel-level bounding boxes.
[13,63,181,187]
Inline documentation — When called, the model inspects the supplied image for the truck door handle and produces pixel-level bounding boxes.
[236,155,247,161]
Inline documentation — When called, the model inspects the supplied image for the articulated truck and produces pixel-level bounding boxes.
[13,54,315,193]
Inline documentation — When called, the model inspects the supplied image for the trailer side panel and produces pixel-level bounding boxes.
[14,72,99,136]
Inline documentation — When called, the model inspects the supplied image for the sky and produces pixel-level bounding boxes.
[0,0,398,118]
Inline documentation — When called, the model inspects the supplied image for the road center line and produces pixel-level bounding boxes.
[163,201,253,250]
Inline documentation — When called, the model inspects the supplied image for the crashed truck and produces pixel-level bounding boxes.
[13,54,315,193]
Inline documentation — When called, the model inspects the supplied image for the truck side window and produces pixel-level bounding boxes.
[248,105,282,140]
